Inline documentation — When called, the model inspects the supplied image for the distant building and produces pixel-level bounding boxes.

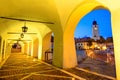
[92,20,100,41]
[75,37,107,50]
[75,37,97,50]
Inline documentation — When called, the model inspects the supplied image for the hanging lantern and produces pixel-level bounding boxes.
[22,22,28,33]
[20,33,24,38]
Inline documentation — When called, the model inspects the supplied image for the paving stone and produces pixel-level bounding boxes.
[0,53,74,80]
[66,68,112,80]
[78,57,116,77]
[0,53,115,80]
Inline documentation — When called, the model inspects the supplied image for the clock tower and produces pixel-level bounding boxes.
[92,20,100,41]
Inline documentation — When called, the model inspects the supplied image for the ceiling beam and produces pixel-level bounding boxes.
[0,17,54,24]
[7,32,37,34]
[7,39,31,41]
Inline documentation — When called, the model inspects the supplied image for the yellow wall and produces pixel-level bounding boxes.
[28,41,32,56]
[33,38,39,58]
[111,8,120,80]
[52,33,63,68]
[24,43,28,54]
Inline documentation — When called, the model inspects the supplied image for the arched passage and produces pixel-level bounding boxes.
[74,9,116,77]
[63,0,120,79]
[7,40,24,54]
[63,1,109,68]
[42,32,52,60]
[11,42,21,53]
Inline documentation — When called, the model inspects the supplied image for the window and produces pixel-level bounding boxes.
[94,35,96,37]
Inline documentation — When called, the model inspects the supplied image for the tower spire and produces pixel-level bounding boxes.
[93,20,97,25]
[92,20,100,41]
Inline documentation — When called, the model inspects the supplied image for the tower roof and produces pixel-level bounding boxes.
[93,20,97,25]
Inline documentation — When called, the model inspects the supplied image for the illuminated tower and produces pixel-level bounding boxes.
[92,20,100,41]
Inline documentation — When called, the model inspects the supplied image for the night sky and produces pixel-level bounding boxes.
[74,9,112,39]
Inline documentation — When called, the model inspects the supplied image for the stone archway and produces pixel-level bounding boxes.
[42,31,54,64]
[42,32,52,60]
[63,1,109,68]
[63,0,120,79]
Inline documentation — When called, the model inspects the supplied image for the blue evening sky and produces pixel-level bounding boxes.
[74,9,112,39]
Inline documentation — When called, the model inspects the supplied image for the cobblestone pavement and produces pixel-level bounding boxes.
[78,57,116,77]
[77,50,116,78]
[0,53,116,80]
[0,53,75,80]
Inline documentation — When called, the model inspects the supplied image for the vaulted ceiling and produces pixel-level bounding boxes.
[0,0,119,42]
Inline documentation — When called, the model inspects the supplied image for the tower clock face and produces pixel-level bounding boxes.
[94,27,97,30]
